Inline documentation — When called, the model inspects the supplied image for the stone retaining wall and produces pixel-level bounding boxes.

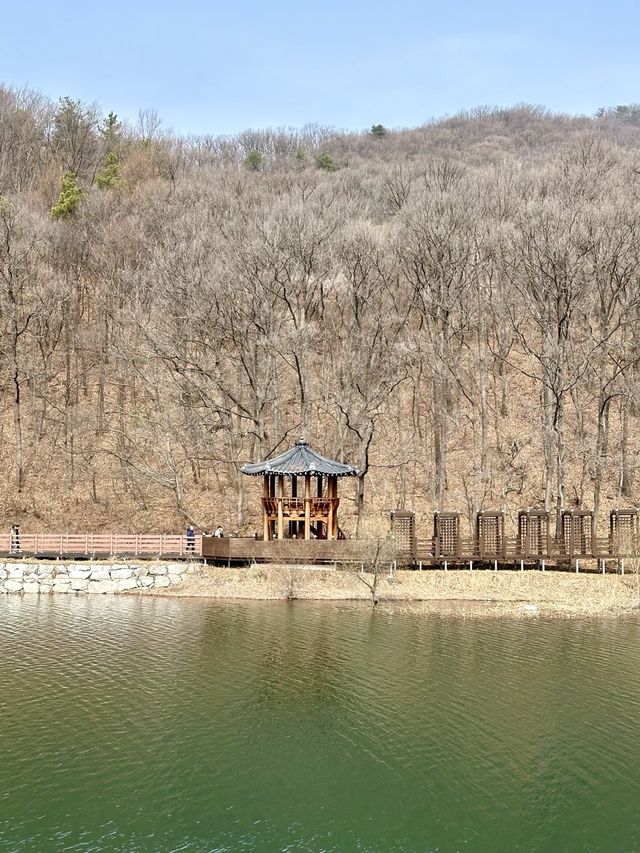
[0,561,197,594]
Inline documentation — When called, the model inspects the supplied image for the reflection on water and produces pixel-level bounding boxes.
[1,596,640,852]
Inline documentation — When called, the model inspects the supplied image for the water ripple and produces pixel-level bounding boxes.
[1,598,640,852]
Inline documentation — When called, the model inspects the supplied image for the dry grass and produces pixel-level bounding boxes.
[153,565,640,617]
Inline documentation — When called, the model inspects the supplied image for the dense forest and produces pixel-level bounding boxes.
[1,86,640,537]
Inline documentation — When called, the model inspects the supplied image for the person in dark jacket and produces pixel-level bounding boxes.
[10,524,20,554]
[186,525,196,553]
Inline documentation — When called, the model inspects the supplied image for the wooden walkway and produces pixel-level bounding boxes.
[202,536,392,565]
[388,509,639,571]
[2,517,637,572]
[1,533,202,559]
[201,535,633,572]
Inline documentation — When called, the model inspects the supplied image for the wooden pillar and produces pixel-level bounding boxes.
[304,474,311,540]
[263,475,270,541]
[290,476,297,538]
[277,475,284,540]
[328,476,337,540]
[610,510,617,554]
[316,476,324,538]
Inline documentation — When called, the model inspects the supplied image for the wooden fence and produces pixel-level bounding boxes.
[414,536,620,562]
[1,533,202,558]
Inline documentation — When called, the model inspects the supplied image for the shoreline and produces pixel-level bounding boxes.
[2,560,639,617]
[145,564,640,618]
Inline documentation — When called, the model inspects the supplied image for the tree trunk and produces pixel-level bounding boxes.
[620,394,633,498]
[355,423,374,538]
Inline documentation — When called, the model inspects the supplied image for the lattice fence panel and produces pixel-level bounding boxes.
[391,511,416,560]
[434,514,460,557]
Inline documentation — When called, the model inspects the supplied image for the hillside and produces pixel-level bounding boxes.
[1,88,640,539]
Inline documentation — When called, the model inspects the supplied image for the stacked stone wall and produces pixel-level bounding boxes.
[0,562,198,594]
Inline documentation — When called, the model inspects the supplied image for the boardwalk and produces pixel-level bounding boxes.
[1,532,202,559]
[404,509,638,571]
[3,507,638,573]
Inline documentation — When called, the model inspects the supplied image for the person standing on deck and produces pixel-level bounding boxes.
[186,525,196,554]
[10,524,20,554]
[214,526,224,538]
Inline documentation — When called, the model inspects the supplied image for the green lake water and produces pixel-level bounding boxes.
[1,596,640,852]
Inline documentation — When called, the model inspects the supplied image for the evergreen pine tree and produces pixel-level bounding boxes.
[96,151,120,189]
[51,171,83,219]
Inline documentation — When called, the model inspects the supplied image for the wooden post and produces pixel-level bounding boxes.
[304,474,311,540]
[328,476,337,539]
[263,475,270,541]
[316,476,324,538]
[277,475,284,540]
[328,501,334,541]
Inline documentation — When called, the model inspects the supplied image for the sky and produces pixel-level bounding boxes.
[2,0,639,136]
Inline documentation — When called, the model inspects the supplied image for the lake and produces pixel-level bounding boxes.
[1,596,639,852]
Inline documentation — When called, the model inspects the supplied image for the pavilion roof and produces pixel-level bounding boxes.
[241,439,358,477]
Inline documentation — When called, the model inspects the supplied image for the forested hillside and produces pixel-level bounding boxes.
[2,87,640,536]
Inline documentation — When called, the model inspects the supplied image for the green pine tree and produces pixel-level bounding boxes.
[315,152,339,172]
[244,150,263,171]
[96,151,120,189]
[101,111,121,147]
[51,171,83,219]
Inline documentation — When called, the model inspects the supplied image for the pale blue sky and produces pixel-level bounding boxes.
[3,0,639,135]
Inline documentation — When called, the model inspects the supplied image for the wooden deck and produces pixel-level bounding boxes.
[202,536,393,565]
[203,533,635,570]
[0,523,635,572]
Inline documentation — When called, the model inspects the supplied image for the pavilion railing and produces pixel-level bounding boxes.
[262,497,340,517]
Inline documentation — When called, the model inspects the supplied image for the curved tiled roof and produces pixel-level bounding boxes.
[241,439,358,477]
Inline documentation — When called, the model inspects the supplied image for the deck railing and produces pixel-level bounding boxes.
[2,528,637,567]
[0,533,202,558]
[415,535,637,562]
